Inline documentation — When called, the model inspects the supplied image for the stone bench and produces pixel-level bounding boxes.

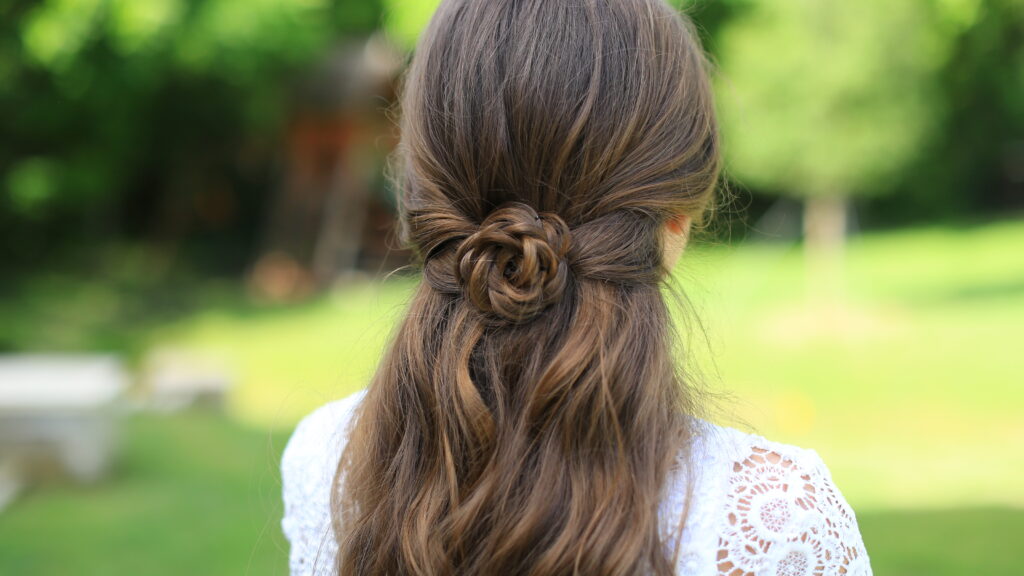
[0,355,128,509]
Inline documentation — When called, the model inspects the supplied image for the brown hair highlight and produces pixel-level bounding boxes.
[332,0,721,574]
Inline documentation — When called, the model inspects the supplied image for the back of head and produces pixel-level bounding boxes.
[335,0,720,574]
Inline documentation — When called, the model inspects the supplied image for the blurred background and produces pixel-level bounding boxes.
[0,0,1021,574]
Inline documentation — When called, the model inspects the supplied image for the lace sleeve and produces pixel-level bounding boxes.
[281,390,367,576]
[715,444,872,576]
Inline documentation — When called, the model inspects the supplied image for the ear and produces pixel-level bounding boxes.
[665,213,692,237]
[662,213,693,271]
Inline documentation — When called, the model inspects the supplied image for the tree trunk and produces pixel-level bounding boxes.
[803,194,848,304]
[312,157,369,285]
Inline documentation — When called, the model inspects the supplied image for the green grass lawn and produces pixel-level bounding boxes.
[0,406,1020,575]
[0,411,291,576]
[2,217,1023,574]
[151,217,1024,509]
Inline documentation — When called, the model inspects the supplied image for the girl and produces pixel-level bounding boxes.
[282,1,872,574]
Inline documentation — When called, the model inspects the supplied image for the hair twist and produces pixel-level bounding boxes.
[452,202,571,324]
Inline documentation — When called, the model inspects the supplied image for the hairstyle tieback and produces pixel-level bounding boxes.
[416,199,671,324]
[451,201,572,324]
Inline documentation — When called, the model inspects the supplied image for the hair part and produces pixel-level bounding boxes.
[333,0,721,574]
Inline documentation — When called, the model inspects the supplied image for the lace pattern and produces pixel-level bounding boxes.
[280,390,366,575]
[281,391,872,576]
[711,445,870,576]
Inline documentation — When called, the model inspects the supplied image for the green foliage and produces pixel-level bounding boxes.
[382,0,442,49]
[0,0,1019,275]
[0,0,384,268]
[16,0,370,78]
[715,0,953,198]
[880,0,1024,221]
[4,157,60,219]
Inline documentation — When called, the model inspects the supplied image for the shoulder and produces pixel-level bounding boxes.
[664,420,873,575]
[281,388,368,503]
[280,389,368,576]
[282,388,368,478]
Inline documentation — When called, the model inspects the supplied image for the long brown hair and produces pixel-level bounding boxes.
[333,0,720,574]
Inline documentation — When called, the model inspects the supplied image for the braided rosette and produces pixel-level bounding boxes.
[453,202,571,324]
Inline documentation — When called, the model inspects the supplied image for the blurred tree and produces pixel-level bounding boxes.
[0,0,1018,289]
[383,0,442,49]
[876,0,1024,224]
[714,0,956,295]
[0,0,384,277]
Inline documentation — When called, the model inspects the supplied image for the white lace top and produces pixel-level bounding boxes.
[281,389,872,575]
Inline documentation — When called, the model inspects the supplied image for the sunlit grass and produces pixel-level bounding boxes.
[1,408,1018,576]
[2,218,1022,575]
[152,218,1024,511]
[150,280,418,428]
[0,411,290,576]
[675,219,1024,509]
